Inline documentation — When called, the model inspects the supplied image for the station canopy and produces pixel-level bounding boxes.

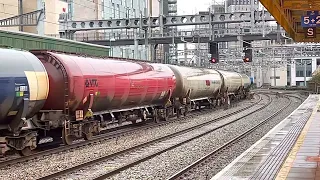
[260,0,320,42]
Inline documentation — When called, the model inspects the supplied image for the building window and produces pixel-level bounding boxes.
[296,70,303,77]
[317,58,320,66]
[117,4,120,18]
[270,76,280,79]
[307,71,312,77]
[295,59,312,77]
[296,81,305,86]
[101,0,104,10]
[67,2,73,20]
[112,3,115,18]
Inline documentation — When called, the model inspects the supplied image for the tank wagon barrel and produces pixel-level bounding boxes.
[166,65,223,116]
[0,48,251,156]
[0,49,49,155]
[30,51,176,145]
[215,70,251,103]
[239,73,251,90]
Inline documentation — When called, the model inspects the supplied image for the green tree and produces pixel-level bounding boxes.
[310,72,320,84]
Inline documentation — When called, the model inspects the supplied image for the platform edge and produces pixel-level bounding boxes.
[211,95,315,180]
[275,95,320,180]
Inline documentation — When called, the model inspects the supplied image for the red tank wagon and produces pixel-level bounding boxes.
[31,51,176,144]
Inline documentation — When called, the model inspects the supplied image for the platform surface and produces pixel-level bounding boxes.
[211,94,320,180]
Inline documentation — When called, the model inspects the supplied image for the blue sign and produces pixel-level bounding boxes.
[301,11,320,27]
[301,15,320,27]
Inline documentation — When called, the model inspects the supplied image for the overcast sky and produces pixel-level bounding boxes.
[177,0,225,14]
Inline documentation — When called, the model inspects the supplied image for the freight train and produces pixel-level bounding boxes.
[0,48,251,156]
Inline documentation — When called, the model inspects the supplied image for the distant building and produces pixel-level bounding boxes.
[288,57,317,86]
[225,0,259,50]
[226,0,259,11]
[0,0,149,59]
[193,3,227,67]
[98,0,147,59]
[0,1,19,32]
[0,0,68,34]
[163,0,178,63]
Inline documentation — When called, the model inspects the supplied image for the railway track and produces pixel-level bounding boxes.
[37,93,272,180]
[0,94,262,168]
[166,95,298,180]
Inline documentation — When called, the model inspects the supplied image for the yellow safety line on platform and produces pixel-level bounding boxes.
[276,95,320,180]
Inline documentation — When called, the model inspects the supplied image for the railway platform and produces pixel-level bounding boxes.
[211,94,320,180]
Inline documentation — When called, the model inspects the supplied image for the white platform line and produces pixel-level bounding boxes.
[211,95,317,180]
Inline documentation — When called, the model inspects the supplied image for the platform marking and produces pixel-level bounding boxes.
[276,95,320,180]
[211,95,313,180]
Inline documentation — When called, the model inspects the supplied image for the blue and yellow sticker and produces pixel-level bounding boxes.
[16,91,24,97]
[15,85,27,97]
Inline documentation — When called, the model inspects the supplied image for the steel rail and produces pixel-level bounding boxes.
[0,94,261,168]
[166,95,296,180]
[38,94,270,180]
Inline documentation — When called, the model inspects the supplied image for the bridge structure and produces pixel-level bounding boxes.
[260,0,320,42]
[65,26,286,46]
[57,10,284,62]
[58,10,280,44]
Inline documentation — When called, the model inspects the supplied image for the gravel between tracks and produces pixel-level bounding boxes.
[189,96,303,179]
[0,95,262,180]
[105,95,303,180]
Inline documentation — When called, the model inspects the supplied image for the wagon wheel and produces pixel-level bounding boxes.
[154,115,159,123]
[209,100,214,109]
[183,106,189,116]
[83,126,93,140]
[153,109,160,123]
[118,114,123,125]
[19,147,32,156]
[217,98,221,107]
[140,110,147,122]
[62,128,73,145]
[161,109,167,121]
[84,131,93,140]
[177,108,181,118]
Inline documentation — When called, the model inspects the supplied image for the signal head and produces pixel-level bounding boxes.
[243,57,251,62]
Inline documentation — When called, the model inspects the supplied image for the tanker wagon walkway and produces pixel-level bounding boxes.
[211,94,320,180]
